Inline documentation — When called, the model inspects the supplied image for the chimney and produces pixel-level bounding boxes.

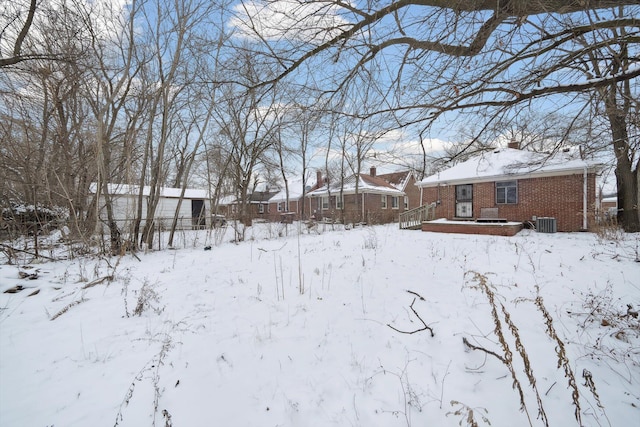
[370,166,376,177]
[316,170,323,187]
[507,138,520,150]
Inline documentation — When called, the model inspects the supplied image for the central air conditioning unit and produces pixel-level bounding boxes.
[536,217,557,233]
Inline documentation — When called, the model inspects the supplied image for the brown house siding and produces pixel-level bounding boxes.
[421,173,597,232]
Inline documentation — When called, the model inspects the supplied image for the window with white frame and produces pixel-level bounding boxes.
[277,202,283,212]
[391,196,399,209]
[381,195,387,209]
[404,196,409,210]
[321,195,329,210]
[496,181,517,204]
[335,195,343,209]
[259,204,265,213]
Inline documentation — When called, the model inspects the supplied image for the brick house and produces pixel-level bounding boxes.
[217,190,279,222]
[265,187,304,222]
[263,172,330,222]
[248,190,280,220]
[598,195,618,222]
[306,167,409,224]
[416,148,600,232]
[377,169,421,212]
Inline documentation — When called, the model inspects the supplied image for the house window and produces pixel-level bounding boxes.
[335,195,343,209]
[259,204,265,214]
[496,181,517,204]
[391,196,399,209]
[321,196,329,210]
[277,202,283,212]
[381,195,387,209]
[404,196,409,210]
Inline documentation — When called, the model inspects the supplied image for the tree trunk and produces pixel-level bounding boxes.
[606,84,639,232]
[97,118,122,255]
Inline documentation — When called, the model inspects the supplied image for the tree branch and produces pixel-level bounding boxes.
[255,0,640,88]
[0,0,37,67]
[387,297,435,337]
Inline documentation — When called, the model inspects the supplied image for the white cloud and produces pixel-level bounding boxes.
[229,0,352,44]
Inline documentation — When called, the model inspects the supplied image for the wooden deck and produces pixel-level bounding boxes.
[421,219,523,236]
[399,203,436,230]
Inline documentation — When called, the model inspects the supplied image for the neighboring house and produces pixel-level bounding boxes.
[217,190,278,222]
[599,195,618,222]
[416,148,600,232]
[377,169,420,212]
[306,167,407,224]
[266,172,327,222]
[213,194,237,218]
[266,180,305,222]
[89,183,211,231]
[248,190,280,220]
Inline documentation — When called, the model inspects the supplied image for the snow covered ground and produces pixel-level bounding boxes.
[1,223,638,427]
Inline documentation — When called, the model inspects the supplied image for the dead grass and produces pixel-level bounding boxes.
[50,298,87,321]
[463,272,609,427]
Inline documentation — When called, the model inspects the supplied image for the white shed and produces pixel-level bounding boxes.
[89,183,211,232]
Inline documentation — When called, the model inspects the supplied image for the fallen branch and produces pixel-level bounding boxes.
[387,297,435,337]
[406,290,425,301]
[462,336,506,363]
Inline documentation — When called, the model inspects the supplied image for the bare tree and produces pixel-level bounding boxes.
[237,0,640,231]
[288,101,324,219]
[211,48,284,233]
[79,0,149,254]
[0,0,53,68]
[124,0,224,250]
[0,0,103,242]
[167,88,216,247]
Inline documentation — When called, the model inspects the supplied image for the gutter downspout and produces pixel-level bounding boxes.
[583,167,588,230]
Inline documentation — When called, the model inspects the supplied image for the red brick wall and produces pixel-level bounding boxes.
[421,173,597,232]
[309,192,404,224]
[265,200,301,222]
[404,175,421,211]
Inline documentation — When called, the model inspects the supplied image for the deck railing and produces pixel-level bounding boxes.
[399,203,436,230]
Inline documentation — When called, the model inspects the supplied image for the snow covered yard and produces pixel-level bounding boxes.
[1,224,638,427]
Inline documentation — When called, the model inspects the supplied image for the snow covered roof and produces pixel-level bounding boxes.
[377,170,414,191]
[89,183,208,199]
[269,180,306,202]
[418,148,600,187]
[307,172,405,197]
[216,194,237,206]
